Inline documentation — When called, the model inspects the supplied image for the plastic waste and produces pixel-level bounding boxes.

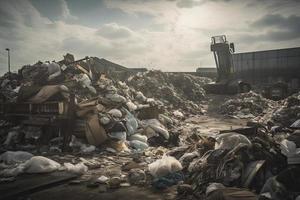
[0,151,33,165]
[179,151,199,164]
[158,114,173,125]
[105,93,126,103]
[42,62,61,81]
[291,119,300,128]
[81,145,96,153]
[125,109,138,136]
[1,156,61,177]
[108,109,122,118]
[148,155,182,177]
[126,101,137,111]
[74,73,96,94]
[173,110,184,118]
[280,139,300,164]
[129,134,148,143]
[141,119,169,140]
[23,156,61,173]
[99,116,110,125]
[129,140,149,150]
[214,132,251,150]
[63,163,88,175]
[3,130,19,146]
[135,91,147,102]
[97,175,109,183]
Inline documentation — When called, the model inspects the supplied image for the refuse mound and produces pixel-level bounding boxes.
[270,91,300,126]
[127,70,212,113]
[219,91,277,118]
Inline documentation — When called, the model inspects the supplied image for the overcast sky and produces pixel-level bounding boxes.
[0,0,299,74]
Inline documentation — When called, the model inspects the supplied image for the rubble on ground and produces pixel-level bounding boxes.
[0,54,299,200]
[269,92,300,127]
[219,91,278,119]
[127,70,212,113]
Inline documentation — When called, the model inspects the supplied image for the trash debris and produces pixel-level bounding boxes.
[219,91,277,118]
[148,155,182,177]
[128,169,146,185]
[0,151,33,165]
[63,162,88,175]
[0,53,299,199]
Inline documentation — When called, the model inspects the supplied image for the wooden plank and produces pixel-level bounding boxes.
[0,171,78,200]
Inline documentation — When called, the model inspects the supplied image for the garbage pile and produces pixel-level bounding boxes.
[127,70,212,113]
[0,59,184,154]
[0,55,299,200]
[219,91,277,119]
[269,92,300,127]
[167,124,300,200]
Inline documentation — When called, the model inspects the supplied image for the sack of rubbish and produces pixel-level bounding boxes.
[1,156,61,177]
[125,109,138,136]
[63,163,88,175]
[23,156,61,174]
[148,155,182,177]
[0,151,33,165]
[108,109,122,118]
[214,132,252,150]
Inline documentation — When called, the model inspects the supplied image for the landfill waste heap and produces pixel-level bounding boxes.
[0,54,299,200]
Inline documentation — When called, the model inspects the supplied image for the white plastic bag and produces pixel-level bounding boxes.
[129,134,148,143]
[148,155,182,177]
[215,132,251,150]
[126,101,137,111]
[63,163,88,175]
[1,156,61,177]
[108,109,122,118]
[23,156,61,174]
[141,119,169,139]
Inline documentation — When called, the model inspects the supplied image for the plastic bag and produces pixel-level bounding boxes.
[126,101,137,111]
[1,156,61,177]
[63,163,88,175]
[129,134,148,143]
[125,109,138,136]
[0,151,33,165]
[148,155,182,177]
[215,132,251,150]
[23,156,61,174]
[108,109,122,118]
[74,74,96,94]
[105,93,126,103]
[141,119,169,139]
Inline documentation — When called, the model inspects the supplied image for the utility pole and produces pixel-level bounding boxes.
[5,48,10,80]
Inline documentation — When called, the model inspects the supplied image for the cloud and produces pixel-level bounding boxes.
[251,14,300,41]
[176,0,204,8]
[96,23,134,39]
[30,0,76,21]
[59,0,77,20]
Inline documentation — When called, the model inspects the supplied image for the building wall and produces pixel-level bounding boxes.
[232,47,300,88]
